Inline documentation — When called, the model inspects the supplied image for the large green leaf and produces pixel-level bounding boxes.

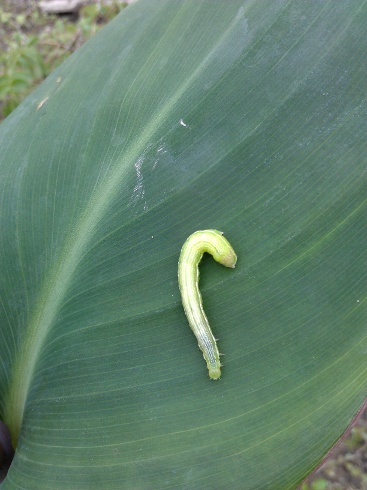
[0,1,366,488]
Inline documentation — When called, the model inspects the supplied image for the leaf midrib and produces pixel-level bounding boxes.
[3,6,247,447]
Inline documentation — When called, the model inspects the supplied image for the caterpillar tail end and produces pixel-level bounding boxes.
[208,366,221,380]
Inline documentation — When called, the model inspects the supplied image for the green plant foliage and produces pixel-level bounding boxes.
[0,1,366,488]
[301,479,329,490]
[305,417,367,488]
[0,2,125,120]
[0,34,46,117]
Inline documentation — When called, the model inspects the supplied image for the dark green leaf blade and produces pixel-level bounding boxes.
[0,1,366,488]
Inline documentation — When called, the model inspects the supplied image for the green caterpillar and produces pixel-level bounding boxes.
[178,230,237,379]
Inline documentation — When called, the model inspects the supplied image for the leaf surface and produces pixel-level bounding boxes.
[0,1,366,488]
